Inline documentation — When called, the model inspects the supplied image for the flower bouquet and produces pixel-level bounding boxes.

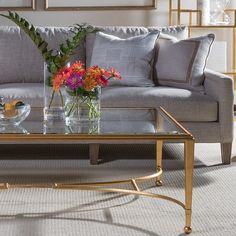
[51,61,122,124]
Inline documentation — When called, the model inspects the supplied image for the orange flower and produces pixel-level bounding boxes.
[53,75,64,91]
[87,66,105,80]
[71,61,86,75]
[52,66,72,91]
[83,76,98,91]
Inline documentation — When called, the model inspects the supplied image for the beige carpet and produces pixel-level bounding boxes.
[0,124,235,236]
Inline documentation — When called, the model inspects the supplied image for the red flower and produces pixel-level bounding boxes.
[105,67,122,80]
[97,76,109,87]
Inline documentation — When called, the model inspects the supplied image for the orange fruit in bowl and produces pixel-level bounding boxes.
[3,102,18,117]
[4,103,15,111]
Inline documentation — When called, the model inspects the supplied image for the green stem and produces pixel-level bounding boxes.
[87,98,100,119]
[59,89,64,107]
[67,101,76,117]
[76,90,79,116]
[48,90,55,109]
[67,94,87,117]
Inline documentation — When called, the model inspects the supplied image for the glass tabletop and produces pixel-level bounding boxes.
[0,107,191,138]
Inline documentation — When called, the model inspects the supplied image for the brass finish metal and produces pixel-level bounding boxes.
[189,25,236,28]
[0,133,193,142]
[189,12,193,26]
[0,169,186,208]
[0,0,35,10]
[184,226,192,234]
[44,0,157,11]
[31,0,35,10]
[131,179,140,191]
[184,140,195,234]
[55,184,186,208]
[177,0,181,25]
[235,76,236,90]
[169,0,172,26]
[159,107,193,136]
[156,140,163,186]
[155,180,163,186]
[234,28,236,69]
[0,183,9,189]
[0,107,194,234]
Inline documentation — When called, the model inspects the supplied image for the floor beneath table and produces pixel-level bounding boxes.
[0,125,235,236]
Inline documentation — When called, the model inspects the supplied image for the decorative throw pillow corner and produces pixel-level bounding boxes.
[155,33,215,91]
[90,30,160,87]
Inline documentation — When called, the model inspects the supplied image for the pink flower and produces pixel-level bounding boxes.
[105,67,122,80]
[65,73,83,91]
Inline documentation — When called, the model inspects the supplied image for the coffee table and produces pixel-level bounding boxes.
[0,107,194,234]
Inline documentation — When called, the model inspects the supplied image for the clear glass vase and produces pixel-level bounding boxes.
[210,0,231,25]
[43,63,65,123]
[65,87,101,125]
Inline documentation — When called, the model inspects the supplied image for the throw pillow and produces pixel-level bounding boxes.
[90,31,160,87]
[86,25,188,67]
[154,33,215,91]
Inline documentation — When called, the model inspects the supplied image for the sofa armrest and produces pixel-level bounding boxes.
[204,69,234,142]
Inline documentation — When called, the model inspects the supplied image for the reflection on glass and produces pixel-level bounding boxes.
[210,0,231,25]
[43,120,100,134]
[43,121,68,134]
[0,125,29,134]
[0,108,185,136]
[68,121,100,134]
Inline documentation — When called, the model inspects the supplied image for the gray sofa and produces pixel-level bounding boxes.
[0,25,234,164]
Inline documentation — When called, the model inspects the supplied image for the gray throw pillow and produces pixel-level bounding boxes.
[155,33,215,91]
[86,25,188,66]
[90,31,160,87]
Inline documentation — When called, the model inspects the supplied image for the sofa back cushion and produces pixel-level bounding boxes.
[0,26,85,84]
[0,25,187,84]
[90,31,160,87]
[86,25,188,66]
[154,33,215,92]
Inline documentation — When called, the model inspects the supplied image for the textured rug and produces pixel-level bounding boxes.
[0,124,235,236]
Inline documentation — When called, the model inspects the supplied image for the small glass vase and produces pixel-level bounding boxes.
[43,63,65,123]
[65,87,101,125]
[210,0,231,25]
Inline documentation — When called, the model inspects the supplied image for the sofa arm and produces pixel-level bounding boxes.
[204,69,234,143]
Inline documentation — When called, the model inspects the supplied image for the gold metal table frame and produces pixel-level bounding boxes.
[0,107,195,234]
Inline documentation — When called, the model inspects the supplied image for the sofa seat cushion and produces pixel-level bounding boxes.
[101,86,218,122]
[0,84,218,122]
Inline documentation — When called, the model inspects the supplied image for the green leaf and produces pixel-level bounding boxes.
[15,12,19,20]
[24,21,29,28]
[30,25,35,32]
[9,11,14,18]
[38,41,48,52]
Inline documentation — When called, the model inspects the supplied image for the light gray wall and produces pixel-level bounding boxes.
[0,0,170,27]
